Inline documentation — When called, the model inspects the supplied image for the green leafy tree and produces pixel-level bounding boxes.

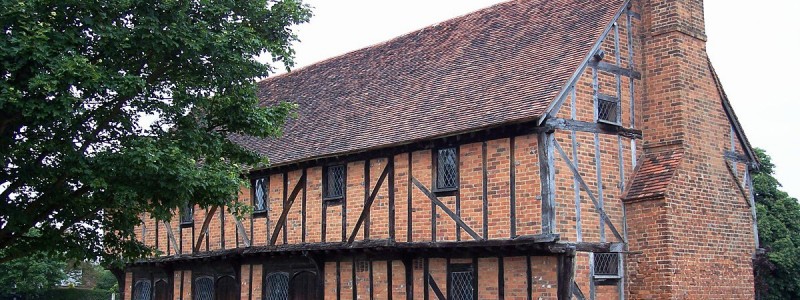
[0,0,311,264]
[752,148,800,299]
[0,253,66,298]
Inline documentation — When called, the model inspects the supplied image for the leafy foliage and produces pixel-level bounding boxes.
[752,148,800,300]
[0,253,66,298]
[0,0,311,264]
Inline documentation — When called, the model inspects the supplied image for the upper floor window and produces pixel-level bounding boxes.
[180,202,194,226]
[323,165,345,201]
[593,252,621,279]
[434,147,458,192]
[253,177,268,214]
[449,264,474,300]
[597,94,621,125]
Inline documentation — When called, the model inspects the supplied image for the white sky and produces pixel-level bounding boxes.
[277,0,800,198]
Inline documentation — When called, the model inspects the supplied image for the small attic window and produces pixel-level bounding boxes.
[597,94,621,125]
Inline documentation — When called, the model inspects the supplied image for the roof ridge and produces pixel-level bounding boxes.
[258,0,517,85]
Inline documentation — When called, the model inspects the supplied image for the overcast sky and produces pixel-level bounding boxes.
[276,0,800,198]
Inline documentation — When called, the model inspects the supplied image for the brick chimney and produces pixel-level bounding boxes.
[625,0,758,299]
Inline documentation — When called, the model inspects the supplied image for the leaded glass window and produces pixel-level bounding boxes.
[133,280,152,300]
[253,178,267,213]
[323,165,345,200]
[597,96,620,125]
[194,276,214,300]
[449,264,473,300]
[435,148,458,191]
[594,253,621,278]
[264,272,289,300]
[180,202,194,225]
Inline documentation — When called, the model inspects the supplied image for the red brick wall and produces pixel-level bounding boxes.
[624,0,757,299]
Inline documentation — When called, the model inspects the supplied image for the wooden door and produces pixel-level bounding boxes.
[288,271,318,300]
[214,276,238,300]
[153,280,169,300]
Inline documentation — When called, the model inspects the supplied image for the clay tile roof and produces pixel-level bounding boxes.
[231,0,626,167]
[624,148,685,201]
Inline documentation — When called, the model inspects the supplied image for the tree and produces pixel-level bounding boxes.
[0,0,311,264]
[0,253,66,298]
[752,148,800,300]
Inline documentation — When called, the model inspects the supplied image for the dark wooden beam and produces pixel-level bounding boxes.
[557,248,576,300]
[270,171,307,245]
[194,205,219,253]
[542,118,642,139]
[572,282,587,300]
[428,274,445,300]
[554,141,625,242]
[348,163,390,243]
[388,157,396,241]
[411,178,481,241]
[538,132,556,234]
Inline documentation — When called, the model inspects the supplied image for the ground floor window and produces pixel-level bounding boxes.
[449,264,474,300]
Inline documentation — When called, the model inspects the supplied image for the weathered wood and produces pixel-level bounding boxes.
[472,257,479,300]
[498,256,505,300]
[423,258,430,300]
[235,219,251,247]
[302,168,307,243]
[412,177,482,241]
[570,87,583,243]
[554,141,626,242]
[542,118,643,139]
[589,61,642,79]
[386,260,393,300]
[724,150,751,165]
[571,242,626,253]
[194,205,220,253]
[526,255,532,300]
[348,163,390,243]
[162,221,181,255]
[336,261,342,300]
[538,132,556,234]
[352,258,357,300]
[270,171,307,245]
[407,152,413,242]
[364,161,371,240]
[557,249,576,300]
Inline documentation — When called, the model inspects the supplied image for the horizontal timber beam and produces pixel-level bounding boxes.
[589,61,642,79]
[542,118,643,139]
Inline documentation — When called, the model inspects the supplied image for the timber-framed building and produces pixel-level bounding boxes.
[123,0,760,299]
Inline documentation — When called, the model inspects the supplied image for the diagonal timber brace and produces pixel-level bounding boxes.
[162,221,181,255]
[270,171,307,245]
[412,178,482,241]
[554,140,625,242]
[235,218,251,247]
[193,205,219,252]
[348,162,390,243]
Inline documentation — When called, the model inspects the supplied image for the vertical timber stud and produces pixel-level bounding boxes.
[423,258,430,300]
[498,256,505,300]
[364,161,370,240]
[404,258,413,300]
[557,247,577,300]
[626,7,637,167]
[387,260,393,300]
[302,168,307,243]
[389,156,396,241]
[510,136,517,238]
[352,259,357,300]
[538,131,556,234]
[592,64,606,242]
[472,257,479,300]
[526,256,532,300]
[407,152,413,242]
[283,172,288,244]
[482,142,489,240]
[456,146,462,241]
[336,261,341,300]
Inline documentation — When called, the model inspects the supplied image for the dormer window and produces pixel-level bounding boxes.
[323,165,345,201]
[597,94,621,125]
[253,177,268,214]
[434,147,458,192]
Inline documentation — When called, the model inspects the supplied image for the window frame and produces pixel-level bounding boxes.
[433,147,459,193]
[596,94,622,126]
[322,164,346,202]
[447,263,475,300]
[179,202,194,227]
[252,176,269,217]
[592,252,622,280]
